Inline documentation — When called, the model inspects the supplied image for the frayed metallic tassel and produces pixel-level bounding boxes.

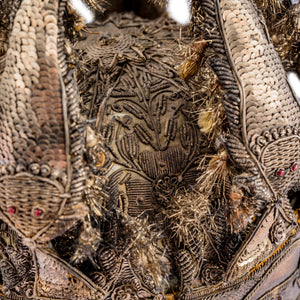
[197,151,229,196]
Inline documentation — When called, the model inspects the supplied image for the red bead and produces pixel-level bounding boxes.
[7,206,16,214]
[292,164,298,171]
[33,208,44,217]
[277,169,285,177]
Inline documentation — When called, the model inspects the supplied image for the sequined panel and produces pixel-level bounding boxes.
[0,175,65,240]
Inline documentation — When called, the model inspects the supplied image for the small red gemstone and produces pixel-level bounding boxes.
[292,164,298,171]
[7,206,16,214]
[277,169,285,177]
[33,208,44,217]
